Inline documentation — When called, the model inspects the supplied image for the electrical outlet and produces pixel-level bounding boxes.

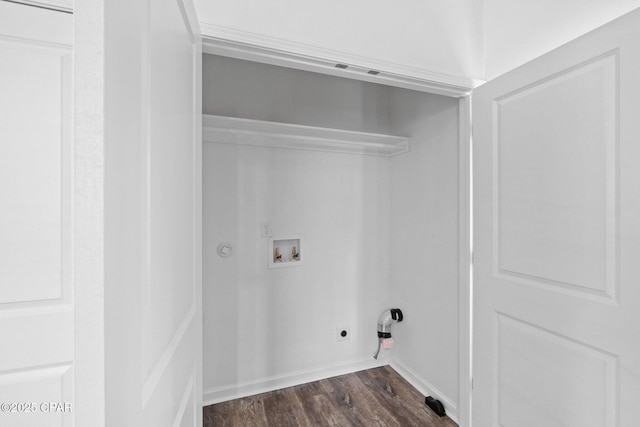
[261,222,272,238]
[336,326,350,341]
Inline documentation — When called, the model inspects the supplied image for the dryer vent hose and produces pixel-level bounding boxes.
[373,308,403,359]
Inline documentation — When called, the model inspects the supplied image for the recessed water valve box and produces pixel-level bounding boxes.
[268,235,304,268]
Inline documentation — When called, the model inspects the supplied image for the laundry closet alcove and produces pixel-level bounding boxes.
[202,54,465,421]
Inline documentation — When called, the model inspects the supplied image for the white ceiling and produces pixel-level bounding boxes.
[194,0,640,82]
[28,0,640,86]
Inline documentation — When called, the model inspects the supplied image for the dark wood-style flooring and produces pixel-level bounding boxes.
[203,366,458,427]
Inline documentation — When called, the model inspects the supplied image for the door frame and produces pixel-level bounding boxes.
[457,96,473,427]
[72,12,474,424]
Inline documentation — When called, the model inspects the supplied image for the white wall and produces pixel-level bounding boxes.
[483,0,640,79]
[203,55,392,133]
[203,144,391,398]
[388,90,461,416]
[195,0,484,81]
[202,56,393,401]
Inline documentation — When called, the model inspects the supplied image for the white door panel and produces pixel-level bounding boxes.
[0,2,73,426]
[494,52,617,302]
[139,0,202,425]
[75,0,201,424]
[473,8,640,427]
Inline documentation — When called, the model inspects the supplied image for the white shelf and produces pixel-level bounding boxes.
[203,114,410,157]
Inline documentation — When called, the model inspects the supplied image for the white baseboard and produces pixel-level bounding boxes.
[389,359,459,423]
[203,357,388,406]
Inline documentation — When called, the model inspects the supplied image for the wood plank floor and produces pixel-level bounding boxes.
[203,366,458,427]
